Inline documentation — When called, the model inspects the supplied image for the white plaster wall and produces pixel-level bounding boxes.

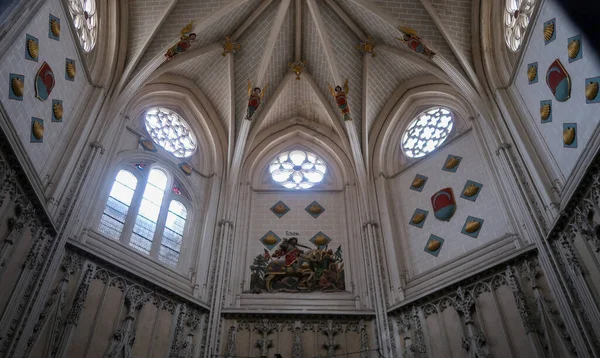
[0,0,88,177]
[514,0,600,179]
[245,190,348,284]
[391,133,512,276]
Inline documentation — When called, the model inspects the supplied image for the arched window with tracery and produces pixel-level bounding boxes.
[504,0,536,52]
[67,0,98,52]
[269,150,327,189]
[402,107,454,158]
[98,165,190,267]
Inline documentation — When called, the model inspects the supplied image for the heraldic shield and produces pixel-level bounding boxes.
[546,59,571,102]
[35,62,55,101]
[431,187,456,221]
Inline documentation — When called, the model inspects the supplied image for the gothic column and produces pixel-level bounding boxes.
[361,221,392,356]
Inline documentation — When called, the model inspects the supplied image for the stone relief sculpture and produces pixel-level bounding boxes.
[249,237,345,293]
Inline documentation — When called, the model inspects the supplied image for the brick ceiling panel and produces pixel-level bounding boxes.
[371,0,462,70]
[261,77,331,130]
[133,0,260,82]
[168,51,231,133]
[126,0,172,67]
[366,49,428,131]
[233,1,279,135]
[336,0,404,47]
[430,0,473,66]
[318,1,363,136]
[264,3,294,102]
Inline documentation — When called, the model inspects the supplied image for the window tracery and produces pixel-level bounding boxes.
[98,166,190,267]
[144,107,197,158]
[504,0,536,52]
[269,150,327,189]
[67,0,97,52]
[402,107,454,158]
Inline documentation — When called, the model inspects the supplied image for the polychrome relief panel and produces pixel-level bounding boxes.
[248,237,345,293]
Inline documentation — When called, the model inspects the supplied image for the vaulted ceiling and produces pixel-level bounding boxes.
[117,0,477,171]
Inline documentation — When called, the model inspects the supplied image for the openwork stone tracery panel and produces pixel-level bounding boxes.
[23,249,207,358]
[221,316,373,358]
[144,107,197,158]
[390,254,574,358]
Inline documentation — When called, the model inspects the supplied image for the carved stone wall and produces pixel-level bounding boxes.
[24,249,208,358]
[389,254,574,358]
[220,316,374,358]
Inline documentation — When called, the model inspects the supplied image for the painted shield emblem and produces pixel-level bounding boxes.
[431,187,456,221]
[546,59,571,102]
[35,61,55,101]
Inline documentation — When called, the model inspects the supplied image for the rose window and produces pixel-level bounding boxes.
[402,107,454,158]
[504,0,536,52]
[68,0,98,52]
[269,150,327,189]
[144,107,197,158]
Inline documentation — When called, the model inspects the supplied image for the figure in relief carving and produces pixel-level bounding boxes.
[248,238,345,293]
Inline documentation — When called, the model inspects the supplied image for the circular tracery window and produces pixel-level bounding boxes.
[504,0,536,52]
[68,0,98,52]
[144,107,197,158]
[269,150,327,189]
[402,107,454,158]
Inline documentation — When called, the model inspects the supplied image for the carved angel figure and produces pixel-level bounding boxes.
[396,26,435,59]
[245,80,268,120]
[165,22,197,60]
[328,79,351,121]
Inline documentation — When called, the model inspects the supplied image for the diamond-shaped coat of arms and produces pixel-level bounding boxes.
[270,201,290,218]
[260,230,281,250]
[305,201,325,218]
[310,231,331,249]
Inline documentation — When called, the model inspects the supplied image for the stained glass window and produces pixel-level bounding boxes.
[130,169,167,254]
[269,150,327,189]
[144,108,197,158]
[99,165,190,267]
[68,0,97,52]
[159,201,187,266]
[99,170,137,240]
[504,0,536,52]
[402,107,453,158]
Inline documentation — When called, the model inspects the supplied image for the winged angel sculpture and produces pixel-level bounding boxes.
[164,22,196,60]
[246,80,268,120]
[328,79,351,121]
[396,26,436,59]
